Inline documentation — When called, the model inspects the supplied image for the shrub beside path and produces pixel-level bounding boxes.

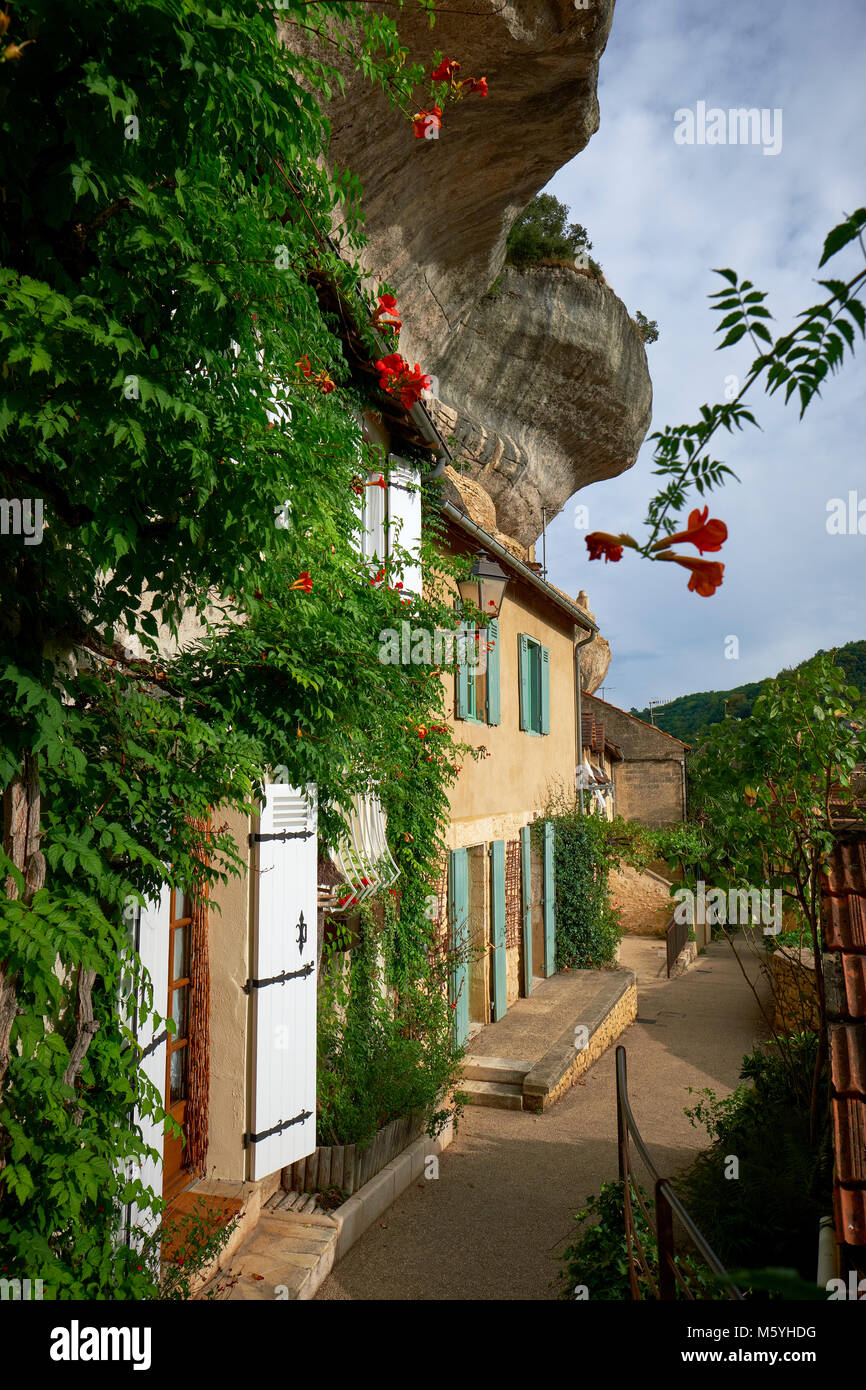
[315,934,771,1301]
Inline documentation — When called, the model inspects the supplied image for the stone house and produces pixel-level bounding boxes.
[581,692,689,827]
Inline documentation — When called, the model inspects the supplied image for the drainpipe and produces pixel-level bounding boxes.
[574,628,595,814]
[816,1215,836,1289]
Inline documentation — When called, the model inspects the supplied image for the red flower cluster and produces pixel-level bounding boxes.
[289,571,312,593]
[430,56,488,99]
[295,355,311,378]
[375,353,431,409]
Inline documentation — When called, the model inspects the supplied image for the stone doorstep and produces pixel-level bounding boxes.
[462,1056,534,1086]
[522,969,636,1111]
[461,1078,523,1110]
[204,1120,454,1301]
[184,1171,282,1297]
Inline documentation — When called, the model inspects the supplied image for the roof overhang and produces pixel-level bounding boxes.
[440,499,597,636]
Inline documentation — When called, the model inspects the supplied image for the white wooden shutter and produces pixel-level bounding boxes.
[249,782,318,1179]
[387,461,422,596]
[130,890,170,1235]
[362,475,387,564]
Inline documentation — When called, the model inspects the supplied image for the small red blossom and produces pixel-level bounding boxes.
[432,57,459,83]
[289,571,313,593]
[413,105,442,140]
[367,475,388,490]
[586,532,624,563]
[313,370,336,395]
[464,76,488,97]
[372,293,402,336]
[295,355,311,379]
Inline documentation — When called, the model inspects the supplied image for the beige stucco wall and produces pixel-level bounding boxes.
[446,571,579,839]
[206,805,253,1182]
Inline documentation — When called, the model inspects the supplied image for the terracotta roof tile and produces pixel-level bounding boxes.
[831,1096,866,1185]
[824,893,866,953]
[830,1023,866,1097]
[822,835,866,1250]
[835,1185,866,1247]
[824,839,866,897]
[842,955,866,1020]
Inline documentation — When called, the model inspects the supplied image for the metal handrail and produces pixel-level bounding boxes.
[616,1045,744,1300]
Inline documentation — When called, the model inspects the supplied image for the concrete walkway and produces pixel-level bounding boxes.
[315,933,771,1301]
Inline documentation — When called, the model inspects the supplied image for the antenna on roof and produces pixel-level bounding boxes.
[648,697,672,726]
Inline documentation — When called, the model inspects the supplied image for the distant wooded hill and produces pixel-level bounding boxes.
[630,640,866,745]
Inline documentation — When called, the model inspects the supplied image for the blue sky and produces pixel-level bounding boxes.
[543,0,866,712]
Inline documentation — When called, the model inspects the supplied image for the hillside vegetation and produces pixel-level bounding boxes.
[631,640,866,744]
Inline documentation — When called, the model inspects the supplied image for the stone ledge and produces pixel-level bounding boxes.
[522,970,637,1111]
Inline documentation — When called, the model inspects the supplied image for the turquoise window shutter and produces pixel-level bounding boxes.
[543,821,556,977]
[540,645,551,734]
[486,619,500,726]
[456,621,469,719]
[489,840,507,1020]
[518,634,529,731]
[520,825,532,997]
[448,848,469,1046]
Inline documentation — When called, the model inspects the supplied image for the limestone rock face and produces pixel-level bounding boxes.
[429,265,652,548]
[289,0,617,365]
[574,589,611,694]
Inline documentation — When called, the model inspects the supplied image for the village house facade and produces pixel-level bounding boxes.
[433,485,597,1044]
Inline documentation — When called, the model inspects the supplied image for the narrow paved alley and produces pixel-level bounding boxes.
[316,934,771,1300]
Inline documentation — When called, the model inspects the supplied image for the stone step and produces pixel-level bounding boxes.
[462,1055,534,1086]
[462,1078,524,1110]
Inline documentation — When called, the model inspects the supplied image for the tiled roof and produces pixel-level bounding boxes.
[821,833,866,1253]
[583,692,691,750]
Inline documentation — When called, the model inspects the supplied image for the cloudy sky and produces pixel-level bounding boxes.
[543,0,866,712]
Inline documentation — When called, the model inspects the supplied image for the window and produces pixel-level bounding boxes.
[456,619,500,725]
[519,635,550,735]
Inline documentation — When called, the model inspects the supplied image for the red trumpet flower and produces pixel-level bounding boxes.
[651,506,727,555]
[586,531,637,563]
[289,571,313,593]
[661,554,725,596]
[413,106,442,140]
[432,57,459,83]
[464,76,488,97]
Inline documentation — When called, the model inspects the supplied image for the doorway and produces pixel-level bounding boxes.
[163,887,193,1201]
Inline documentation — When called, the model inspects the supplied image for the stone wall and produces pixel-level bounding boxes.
[614,759,685,827]
[769,947,821,1035]
[610,863,672,937]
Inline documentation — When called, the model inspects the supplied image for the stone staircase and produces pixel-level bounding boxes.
[461,1056,533,1110]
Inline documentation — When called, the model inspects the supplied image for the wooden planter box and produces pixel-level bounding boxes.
[282,1111,423,1199]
